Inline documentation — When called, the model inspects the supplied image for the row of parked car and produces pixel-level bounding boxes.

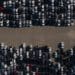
[0,42,75,75]
[0,0,75,27]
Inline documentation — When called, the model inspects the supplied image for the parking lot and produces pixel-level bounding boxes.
[0,25,75,50]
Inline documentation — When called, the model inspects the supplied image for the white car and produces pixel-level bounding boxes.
[61,42,64,49]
